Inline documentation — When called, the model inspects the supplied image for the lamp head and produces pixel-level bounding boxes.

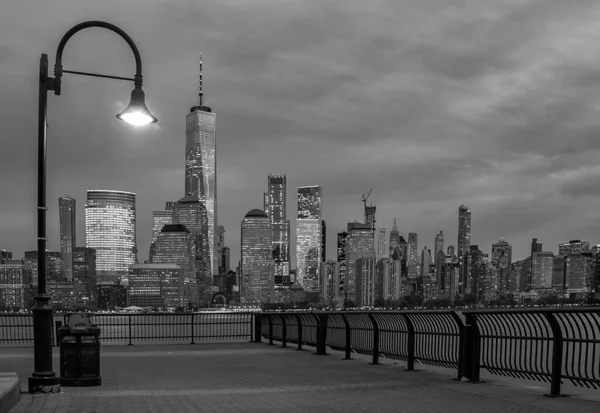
[117,87,158,126]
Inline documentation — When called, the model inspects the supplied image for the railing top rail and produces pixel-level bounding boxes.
[463,307,600,315]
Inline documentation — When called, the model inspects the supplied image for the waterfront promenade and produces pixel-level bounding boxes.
[2,342,599,413]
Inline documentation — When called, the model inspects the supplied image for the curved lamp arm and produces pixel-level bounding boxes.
[53,20,144,95]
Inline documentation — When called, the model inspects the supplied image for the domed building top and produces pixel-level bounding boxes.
[245,209,268,218]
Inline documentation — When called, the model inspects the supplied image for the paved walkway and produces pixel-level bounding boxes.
[1,342,599,413]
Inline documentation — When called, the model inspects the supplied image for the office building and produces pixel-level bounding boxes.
[491,239,512,269]
[532,251,554,290]
[389,219,400,259]
[129,263,183,308]
[356,257,377,307]
[407,233,418,279]
[319,260,340,306]
[172,195,211,303]
[241,209,274,303]
[73,247,97,307]
[0,260,31,309]
[375,227,389,263]
[457,205,471,259]
[58,196,76,282]
[185,54,217,277]
[85,190,137,283]
[265,174,290,286]
[296,185,322,292]
[346,222,374,305]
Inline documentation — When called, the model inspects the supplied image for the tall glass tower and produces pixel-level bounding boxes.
[185,54,217,278]
[296,185,322,292]
[59,196,76,282]
[457,205,471,259]
[241,209,274,303]
[265,174,290,285]
[85,190,137,282]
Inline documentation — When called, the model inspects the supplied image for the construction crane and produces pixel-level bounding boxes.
[361,189,376,230]
[361,189,373,208]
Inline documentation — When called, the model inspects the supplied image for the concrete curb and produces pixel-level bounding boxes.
[0,373,21,413]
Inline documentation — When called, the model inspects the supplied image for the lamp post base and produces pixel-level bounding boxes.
[28,376,60,394]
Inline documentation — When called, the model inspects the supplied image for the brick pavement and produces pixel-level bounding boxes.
[2,342,599,413]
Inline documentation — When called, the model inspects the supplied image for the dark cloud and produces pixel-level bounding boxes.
[2,0,600,267]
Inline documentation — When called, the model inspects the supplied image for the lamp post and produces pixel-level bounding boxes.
[29,21,157,394]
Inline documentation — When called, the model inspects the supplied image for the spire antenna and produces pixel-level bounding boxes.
[198,53,204,106]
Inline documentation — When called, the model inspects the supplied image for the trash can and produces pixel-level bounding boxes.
[58,313,101,386]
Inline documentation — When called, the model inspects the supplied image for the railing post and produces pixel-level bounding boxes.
[341,314,352,360]
[279,314,287,348]
[315,313,328,355]
[463,313,481,382]
[367,313,380,365]
[449,311,466,381]
[128,314,133,346]
[294,314,303,351]
[402,314,415,371]
[268,315,274,346]
[252,313,262,343]
[190,312,195,345]
[544,312,564,397]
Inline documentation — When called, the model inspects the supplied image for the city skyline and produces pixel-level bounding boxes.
[4,1,600,270]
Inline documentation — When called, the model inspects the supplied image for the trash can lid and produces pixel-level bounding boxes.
[67,313,92,329]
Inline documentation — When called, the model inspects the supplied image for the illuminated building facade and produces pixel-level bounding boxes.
[241,209,274,303]
[59,196,76,282]
[457,205,471,259]
[172,195,211,302]
[129,263,183,308]
[319,260,340,305]
[375,227,389,263]
[491,239,512,269]
[0,260,31,309]
[85,190,137,282]
[532,251,554,290]
[356,257,377,307]
[346,222,374,305]
[151,223,197,304]
[73,247,97,308]
[407,232,418,279]
[296,185,322,293]
[185,54,217,277]
[265,174,290,286]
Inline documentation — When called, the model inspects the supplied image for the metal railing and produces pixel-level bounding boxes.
[0,312,253,345]
[256,308,600,396]
[2,308,599,396]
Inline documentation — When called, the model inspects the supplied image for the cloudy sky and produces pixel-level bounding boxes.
[2,0,600,268]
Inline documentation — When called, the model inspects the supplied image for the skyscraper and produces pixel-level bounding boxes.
[337,231,348,295]
[59,196,76,282]
[375,227,389,263]
[491,239,512,268]
[151,224,195,304]
[389,219,400,259]
[346,222,374,305]
[434,231,444,260]
[457,205,471,259]
[407,232,418,279]
[172,195,211,303]
[296,185,322,292]
[265,174,290,285]
[185,54,217,277]
[85,190,137,282]
[241,209,274,303]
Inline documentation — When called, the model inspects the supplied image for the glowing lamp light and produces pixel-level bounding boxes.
[117,87,158,126]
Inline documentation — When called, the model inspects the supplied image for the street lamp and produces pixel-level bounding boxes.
[30,21,157,394]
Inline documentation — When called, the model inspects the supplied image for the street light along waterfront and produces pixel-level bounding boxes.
[31,21,157,394]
